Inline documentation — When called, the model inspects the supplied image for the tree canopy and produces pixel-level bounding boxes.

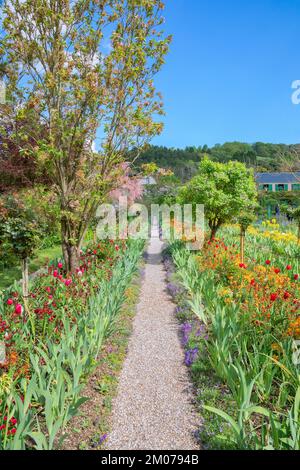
[178,157,258,240]
[0,0,171,271]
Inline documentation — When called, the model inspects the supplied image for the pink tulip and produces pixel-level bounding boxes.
[58,262,63,269]
[53,270,58,278]
[7,299,13,306]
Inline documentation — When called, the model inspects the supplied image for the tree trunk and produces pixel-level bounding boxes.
[62,240,79,273]
[298,222,300,244]
[61,216,79,273]
[22,257,29,298]
[240,228,245,264]
[210,226,218,241]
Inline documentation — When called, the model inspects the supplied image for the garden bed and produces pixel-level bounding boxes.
[61,266,144,450]
[166,233,300,450]
[0,239,144,450]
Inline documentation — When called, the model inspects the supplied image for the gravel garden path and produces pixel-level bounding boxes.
[106,222,199,450]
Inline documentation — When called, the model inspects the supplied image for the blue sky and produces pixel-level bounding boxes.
[152,0,300,148]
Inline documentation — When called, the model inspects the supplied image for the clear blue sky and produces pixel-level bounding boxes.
[152,0,300,148]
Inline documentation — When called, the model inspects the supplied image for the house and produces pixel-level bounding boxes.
[256,172,300,192]
[139,176,157,186]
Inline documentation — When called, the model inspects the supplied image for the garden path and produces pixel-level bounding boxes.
[106,221,199,450]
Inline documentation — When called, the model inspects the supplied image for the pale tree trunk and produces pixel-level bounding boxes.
[240,228,245,264]
[22,257,29,298]
[22,257,29,324]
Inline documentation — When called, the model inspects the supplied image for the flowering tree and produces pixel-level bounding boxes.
[0,0,171,272]
[109,163,143,205]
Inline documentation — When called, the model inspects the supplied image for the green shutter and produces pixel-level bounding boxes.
[292,184,300,191]
[284,184,288,191]
[259,184,273,191]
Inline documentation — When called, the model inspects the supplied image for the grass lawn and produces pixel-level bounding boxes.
[0,245,62,291]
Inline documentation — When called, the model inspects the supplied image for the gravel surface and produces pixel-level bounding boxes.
[106,223,199,450]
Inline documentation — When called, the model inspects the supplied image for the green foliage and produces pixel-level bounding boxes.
[141,162,159,176]
[1,218,40,261]
[0,195,41,262]
[178,157,257,238]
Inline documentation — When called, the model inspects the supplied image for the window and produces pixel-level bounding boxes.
[292,184,300,191]
[275,184,288,191]
[259,184,273,191]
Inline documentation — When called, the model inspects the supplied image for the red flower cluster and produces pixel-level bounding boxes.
[0,416,17,436]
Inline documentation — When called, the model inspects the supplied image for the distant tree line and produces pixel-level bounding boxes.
[135,142,300,181]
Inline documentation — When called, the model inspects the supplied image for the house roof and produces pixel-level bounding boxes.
[255,172,300,184]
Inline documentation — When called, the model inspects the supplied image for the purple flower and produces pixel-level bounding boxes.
[185,347,199,367]
[91,433,108,448]
[181,322,193,346]
[99,434,108,444]
[175,305,184,315]
[195,323,208,338]
[166,283,183,298]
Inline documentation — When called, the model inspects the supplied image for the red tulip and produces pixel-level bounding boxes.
[53,270,58,278]
[286,265,292,271]
[15,304,23,315]
[58,262,63,269]
[294,274,299,281]
[270,293,278,302]
[6,299,13,305]
[274,268,280,274]
[265,260,271,265]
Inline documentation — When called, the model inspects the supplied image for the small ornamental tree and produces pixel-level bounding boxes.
[236,211,257,264]
[4,218,40,297]
[287,207,300,243]
[141,162,159,176]
[0,198,40,297]
[179,157,258,240]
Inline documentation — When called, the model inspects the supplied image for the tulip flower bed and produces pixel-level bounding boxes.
[167,233,300,450]
[0,239,143,450]
[221,222,300,272]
